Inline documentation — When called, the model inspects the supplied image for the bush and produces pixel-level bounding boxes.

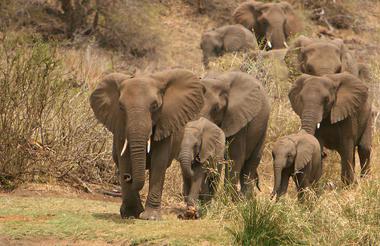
[0,32,66,186]
[96,0,163,59]
[0,31,117,189]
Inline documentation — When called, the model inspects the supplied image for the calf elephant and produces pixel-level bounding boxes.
[232,1,302,50]
[288,73,372,185]
[200,71,270,197]
[271,130,322,200]
[285,35,367,81]
[200,24,258,67]
[90,69,205,220]
[178,117,226,218]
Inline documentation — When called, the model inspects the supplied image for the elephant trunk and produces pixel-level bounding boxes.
[266,27,286,49]
[202,54,209,67]
[300,107,322,135]
[178,146,194,179]
[125,110,151,191]
[271,166,283,200]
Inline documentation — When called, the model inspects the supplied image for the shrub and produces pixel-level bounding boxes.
[0,31,116,189]
[0,31,66,186]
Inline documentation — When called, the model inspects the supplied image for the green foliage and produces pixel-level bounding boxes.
[0,31,116,187]
[0,31,67,184]
[227,198,303,246]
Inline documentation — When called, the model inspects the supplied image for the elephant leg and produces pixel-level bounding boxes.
[141,137,171,220]
[240,129,266,197]
[339,139,356,185]
[294,173,308,200]
[226,129,246,195]
[117,143,144,218]
[120,182,144,218]
[358,123,372,177]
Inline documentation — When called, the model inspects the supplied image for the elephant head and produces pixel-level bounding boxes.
[200,24,257,67]
[90,69,205,191]
[200,71,267,137]
[271,132,318,200]
[285,35,358,79]
[232,1,302,49]
[288,72,368,135]
[178,117,225,179]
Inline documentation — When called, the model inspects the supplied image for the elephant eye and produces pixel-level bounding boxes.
[306,65,313,74]
[336,65,342,73]
[323,96,329,103]
[150,101,159,112]
[119,103,125,111]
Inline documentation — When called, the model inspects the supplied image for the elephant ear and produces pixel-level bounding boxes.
[151,69,205,141]
[232,1,263,31]
[278,2,302,38]
[294,135,315,172]
[199,118,226,163]
[285,35,313,79]
[326,72,368,124]
[331,39,358,75]
[223,25,247,51]
[288,74,311,116]
[219,72,267,137]
[90,73,131,134]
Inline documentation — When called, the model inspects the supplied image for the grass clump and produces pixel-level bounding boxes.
[227,198,303,246]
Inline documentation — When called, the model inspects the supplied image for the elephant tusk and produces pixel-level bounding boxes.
[147,139,151,153]
[283,41,289,48]
[121,139,128,156]
[317,123,321,129]
[267,41,272,49]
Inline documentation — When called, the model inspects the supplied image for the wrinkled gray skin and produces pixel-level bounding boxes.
[271,130,322,200]
[289,73,372,185]
[233,1,302,50]
[178,117,225,211]
[200,71,270,197]
[285,35,368,81]
[90,69,205,220]
[201,24,257,67]
[241,48,289,81]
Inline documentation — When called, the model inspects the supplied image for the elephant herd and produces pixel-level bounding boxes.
[89,1,373,220]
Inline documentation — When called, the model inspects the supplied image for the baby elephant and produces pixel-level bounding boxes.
[271,130,322,200]
[177,117,226,219]
[200,24,258,67]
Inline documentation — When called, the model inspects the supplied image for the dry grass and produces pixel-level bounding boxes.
[0,0,379,244]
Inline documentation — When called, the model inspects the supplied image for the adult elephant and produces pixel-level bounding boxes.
[285,35,367,81]
[200,71,270,196]
[232,1,302,50]
[288,73,372,185]
[90,69,205,220]
[200,24,258,67]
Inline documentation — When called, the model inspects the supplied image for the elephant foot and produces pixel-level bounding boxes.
[120,202,144,219]
[178,206,200,220]
[140,206,162,220]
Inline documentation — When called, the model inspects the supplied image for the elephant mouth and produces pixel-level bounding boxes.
[120,138,151,157]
